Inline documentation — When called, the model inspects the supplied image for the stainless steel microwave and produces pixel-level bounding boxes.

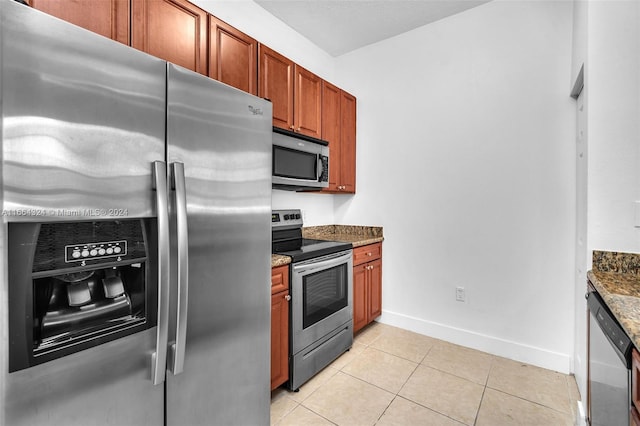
[272,127,329,191]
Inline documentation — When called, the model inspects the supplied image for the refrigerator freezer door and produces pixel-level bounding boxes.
[0,2,166,222]
[1,2,165,425]
[166,64,272,425]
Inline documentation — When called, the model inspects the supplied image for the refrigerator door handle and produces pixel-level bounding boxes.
[169,162,189,375]
[151,161,170,385]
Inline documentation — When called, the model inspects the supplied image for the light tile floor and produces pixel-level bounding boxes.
[271,322,581,426]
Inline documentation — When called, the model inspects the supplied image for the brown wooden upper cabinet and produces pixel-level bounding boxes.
[322,81,356,193]
[29,0,130,45]
[132,0,207,75]
[209,16,258,95]
[259,45,322,139]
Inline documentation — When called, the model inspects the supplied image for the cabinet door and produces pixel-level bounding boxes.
[369,258,382,321]
[30,0,129,44]
[259,45,294,131]
[271,291,289,390]
[209,16,257,95]
[353,264,368,333]
[294,65,322,139]
[132,0,207,75]
[322,81,341,192]
[340,91,357,193]
[271,265,289,294]
[633,349,640,413]
[633,407,640,426]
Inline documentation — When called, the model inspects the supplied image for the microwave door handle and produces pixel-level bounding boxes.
[168,162,189,375]
[151,161,170,385]
[317,154,322,182]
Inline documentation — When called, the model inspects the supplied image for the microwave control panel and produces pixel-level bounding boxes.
[320,155,328,182]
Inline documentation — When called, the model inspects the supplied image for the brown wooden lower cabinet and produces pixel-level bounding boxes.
[632,406,640,426]
[352,243,382,333]
[632,348,640,423]
[271,265,289,390]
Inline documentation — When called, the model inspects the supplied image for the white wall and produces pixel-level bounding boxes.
[334,0,576,372]
[587,0,640,253]
[569,0,640,408]
[571,0,588,406]
[191,0,338,225]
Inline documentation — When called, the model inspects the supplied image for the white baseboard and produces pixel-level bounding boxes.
[379,310,572,374]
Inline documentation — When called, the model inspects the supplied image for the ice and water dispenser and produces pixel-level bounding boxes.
[8,219,157,372]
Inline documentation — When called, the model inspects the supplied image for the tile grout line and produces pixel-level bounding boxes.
[483,386,576,418]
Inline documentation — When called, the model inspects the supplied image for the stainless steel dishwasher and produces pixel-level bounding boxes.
[587,284,633,426]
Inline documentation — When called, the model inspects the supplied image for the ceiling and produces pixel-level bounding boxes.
[253,0,492,57]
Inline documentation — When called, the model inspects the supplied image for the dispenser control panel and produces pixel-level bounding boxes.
[65,240,127,263]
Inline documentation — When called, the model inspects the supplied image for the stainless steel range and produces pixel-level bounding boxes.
[272,210,353,391]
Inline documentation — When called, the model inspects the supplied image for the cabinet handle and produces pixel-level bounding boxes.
[296,127,301,131]
[368,252,372,256]
[285,294,291,301]
[289,125,295,130]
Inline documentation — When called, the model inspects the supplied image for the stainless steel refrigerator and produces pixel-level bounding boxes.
[0,1,272,424]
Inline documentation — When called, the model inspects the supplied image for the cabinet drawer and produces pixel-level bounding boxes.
[353,243,382,265]
[271,265,289,294]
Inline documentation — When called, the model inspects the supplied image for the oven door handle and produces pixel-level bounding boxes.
[293,250,352,274]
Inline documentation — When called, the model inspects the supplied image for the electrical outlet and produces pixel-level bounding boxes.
[456,287,466,302]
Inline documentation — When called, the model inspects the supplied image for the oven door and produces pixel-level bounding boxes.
[291,250,352,354]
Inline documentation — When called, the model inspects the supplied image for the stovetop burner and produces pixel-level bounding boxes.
[272,209,352,263]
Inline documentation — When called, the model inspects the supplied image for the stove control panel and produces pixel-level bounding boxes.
[272,209,303,229]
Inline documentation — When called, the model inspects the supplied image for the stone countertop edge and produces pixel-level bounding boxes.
[271,254,291,268]
[588,250,640,351]
[302,225,384,248]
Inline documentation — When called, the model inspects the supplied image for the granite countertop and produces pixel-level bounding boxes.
[271,225,384,268]
[271,254,291,268]
[587,251,640,350]
[302,225,384,248]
